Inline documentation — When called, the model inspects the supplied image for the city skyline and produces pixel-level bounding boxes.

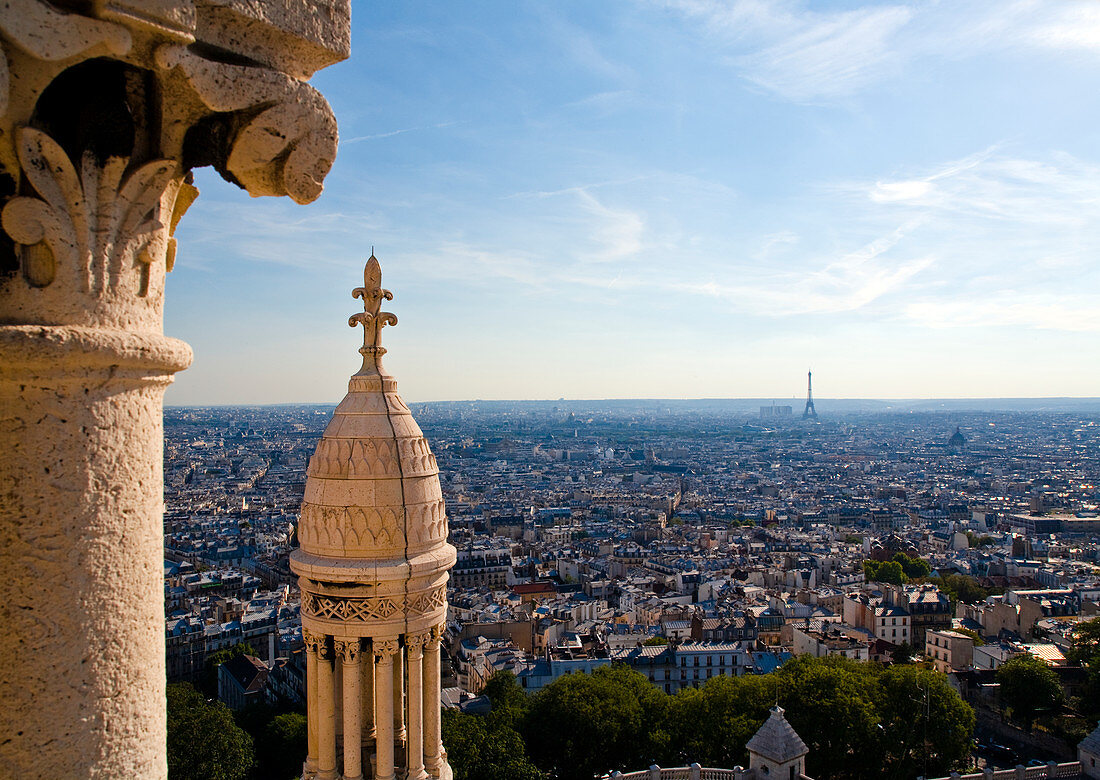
[167,1,1100,405]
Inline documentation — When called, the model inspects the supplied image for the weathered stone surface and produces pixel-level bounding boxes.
[0,2,349,777]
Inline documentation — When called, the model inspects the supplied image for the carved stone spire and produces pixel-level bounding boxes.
[349,254,398,371]
[292,253,455,780]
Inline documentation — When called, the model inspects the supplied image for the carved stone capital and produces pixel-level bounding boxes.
[0,0,349,331]
[373,638,399,663]
[334,639,361,664]
[405,632,428,660]
[303,629,325,655]
[429,624,446,648]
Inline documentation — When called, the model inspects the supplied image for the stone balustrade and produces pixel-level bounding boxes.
[920,761,1085,780]
[605,765,815,780]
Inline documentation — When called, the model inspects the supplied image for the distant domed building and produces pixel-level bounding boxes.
[948,426,967,453]
[291,255,455,780]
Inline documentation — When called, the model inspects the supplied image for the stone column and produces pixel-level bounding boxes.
[394,643,407,745]
[304,630,322,773]
[0,4,347,778]
[406,633,429,780]
[374,639,398,780]
[337,639,363,780]
[316,640,339,780]
[362,641,376,742]
[424,624,445,776]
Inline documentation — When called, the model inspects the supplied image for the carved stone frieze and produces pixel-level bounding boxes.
[298,498,447,554]
[301,586,447,624]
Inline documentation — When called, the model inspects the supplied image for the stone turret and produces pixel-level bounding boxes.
[290,255,455,780]
[746,705,810,779]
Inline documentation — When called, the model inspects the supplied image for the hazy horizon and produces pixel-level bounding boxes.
[165,396,1100,412]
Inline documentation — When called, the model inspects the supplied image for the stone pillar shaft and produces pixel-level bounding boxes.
[423,630,444,776]
[306,635,319,771]
[0,332,190,778]
[393,645,406,744]
[339,641,363,780]
[374,645,396,780]
[407,642,427,780]
[361,643,375,742]
[316,643,338,780]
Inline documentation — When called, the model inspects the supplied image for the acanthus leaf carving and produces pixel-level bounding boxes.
[1,127,180,295]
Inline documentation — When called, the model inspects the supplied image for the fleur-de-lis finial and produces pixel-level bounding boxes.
[349,253,398,359]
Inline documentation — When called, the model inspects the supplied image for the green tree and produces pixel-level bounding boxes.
[893,553,931,580]
[875,665,975,779]
[643,636,669,646]
[167,683,254,780]
[865,559,906,585]
[997,654,1064,729]
[254,712,307,780]
[928,574,989,606]
[776,655,883,780]
[668,674,772,767]
[890,642,916,665]
[442,709,545,780]
[523,664,670,780]
[1067,617,1100,667]
[481,670,530,730]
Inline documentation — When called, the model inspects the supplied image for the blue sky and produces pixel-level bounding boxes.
[166,0,1100,405]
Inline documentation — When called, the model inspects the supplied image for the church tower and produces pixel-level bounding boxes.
[291,255,455,780]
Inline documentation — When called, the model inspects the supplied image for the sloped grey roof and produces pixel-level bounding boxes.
[746,706,809,764]
[1080,721,1100,755]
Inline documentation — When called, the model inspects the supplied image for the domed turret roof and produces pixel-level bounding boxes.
[296,255,447,561]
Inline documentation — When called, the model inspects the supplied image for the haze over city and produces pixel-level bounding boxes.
[166,0,1100,405]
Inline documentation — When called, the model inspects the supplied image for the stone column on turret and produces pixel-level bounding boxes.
[374,639,399,780]
[406,632,429,780]
[0,4,348,778]
[337,639,364,780]
[362,642,377,742]
[316,640,339,780]
[305,630,323,773]
[424,624,446,776]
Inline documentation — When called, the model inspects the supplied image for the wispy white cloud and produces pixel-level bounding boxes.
[830,148,1100,331]
[575,190,645,262]
[652,0,1100,103]
[342,121,460,145]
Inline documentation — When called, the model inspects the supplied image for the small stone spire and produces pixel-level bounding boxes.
[348,253,398,371]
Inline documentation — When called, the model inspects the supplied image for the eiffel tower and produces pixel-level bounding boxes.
[803,370,818,419]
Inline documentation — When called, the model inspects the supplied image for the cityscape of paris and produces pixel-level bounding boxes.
[3,2,1100,780]
[161,391,1100,780]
